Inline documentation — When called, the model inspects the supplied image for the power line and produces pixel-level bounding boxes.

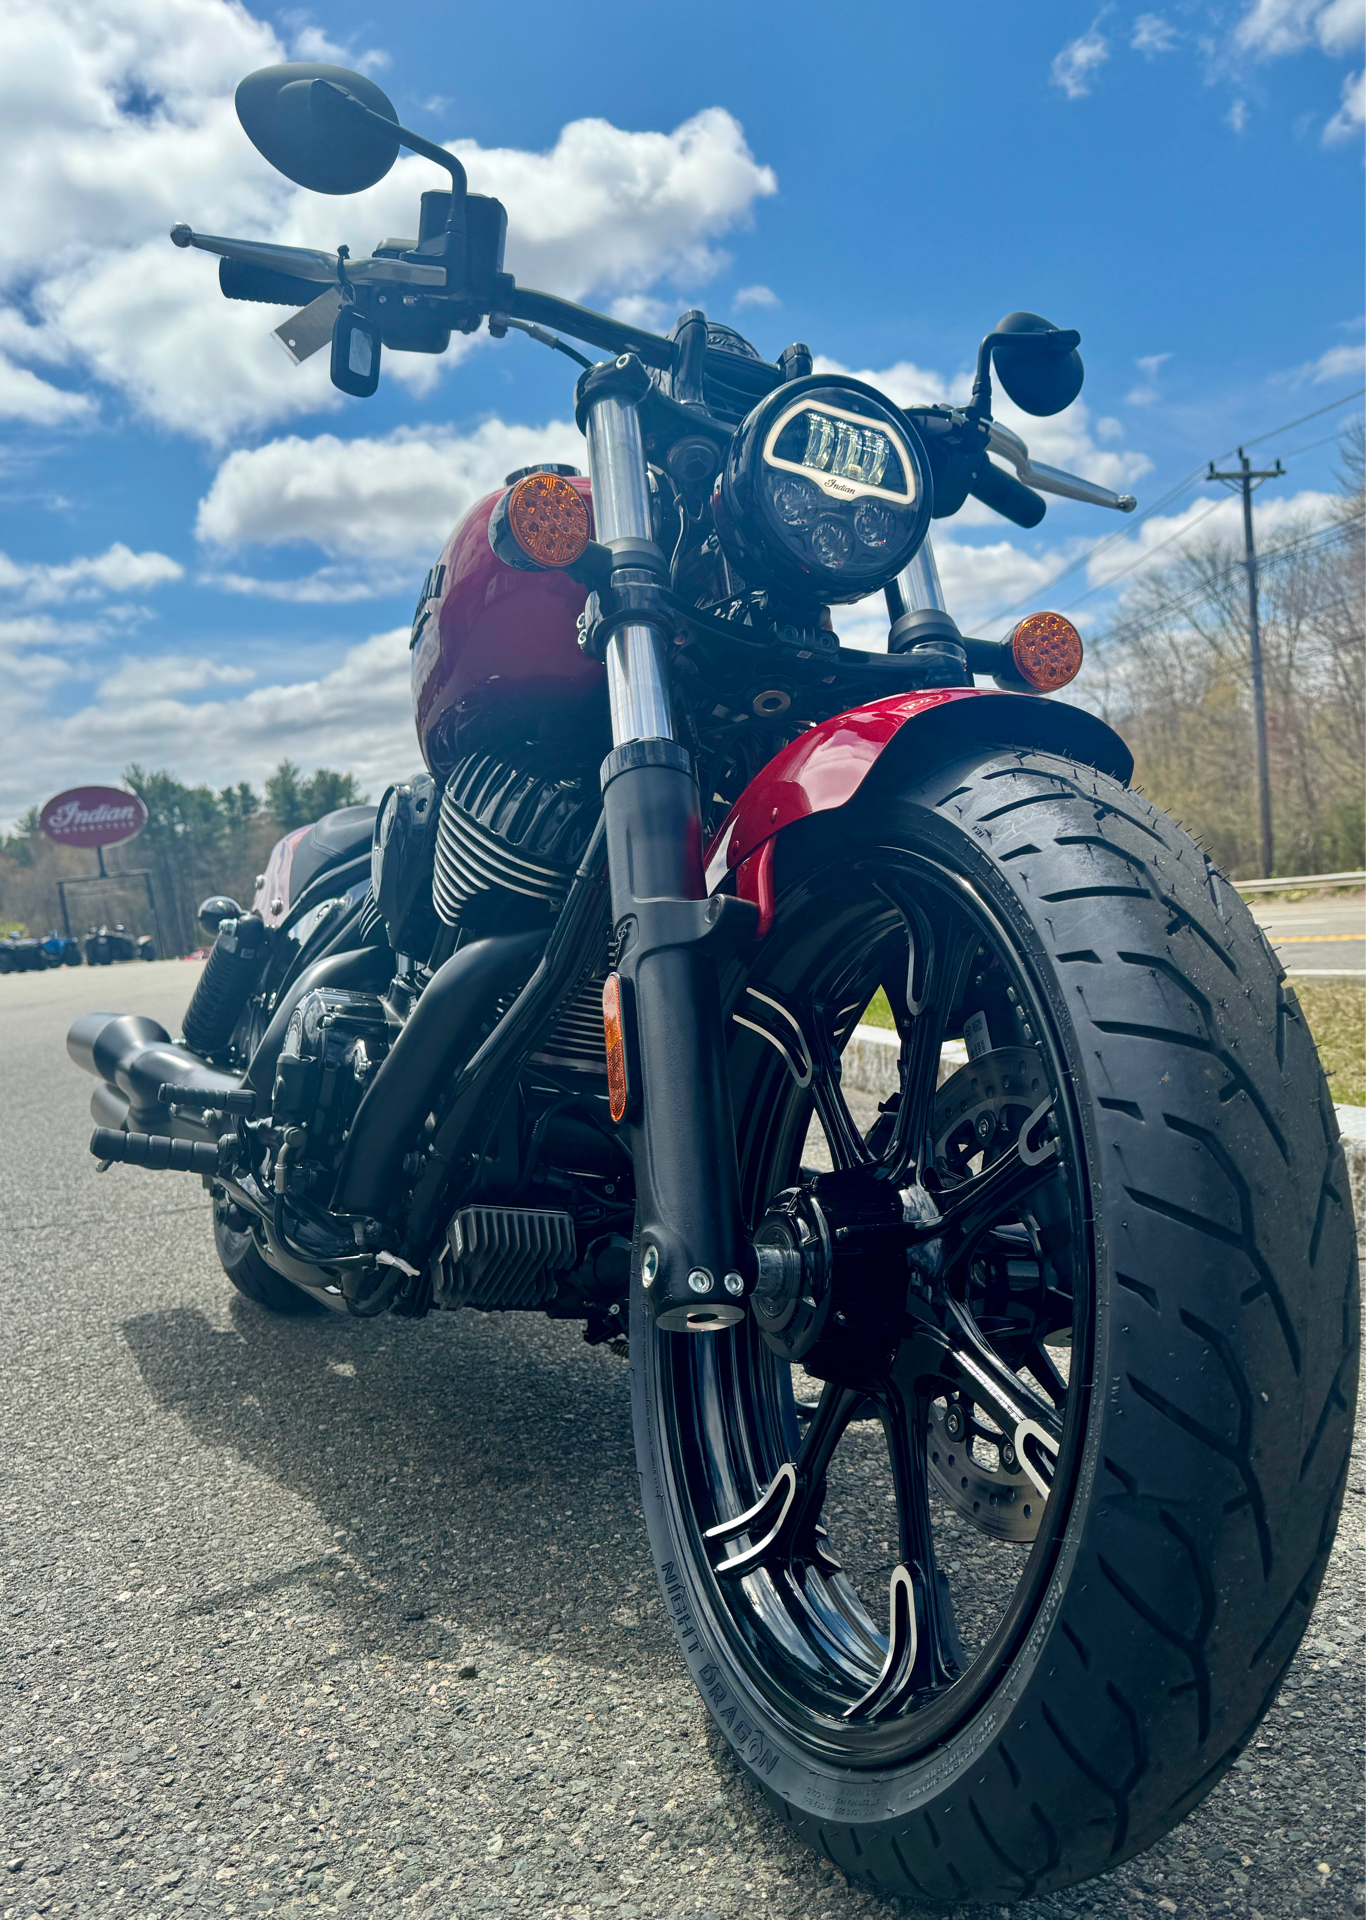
[1092,522,1346,648]
[982,384,1365,631]
[1052,499,1226,614]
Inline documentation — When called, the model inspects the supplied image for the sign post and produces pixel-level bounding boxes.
[38,786,163,953]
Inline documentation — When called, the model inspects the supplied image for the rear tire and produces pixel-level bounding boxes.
[631,743,1358,1904]
[213,1207,323,1315]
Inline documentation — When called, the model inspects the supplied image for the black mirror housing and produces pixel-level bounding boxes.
[991,312,1084,417]
[236,63,400,195]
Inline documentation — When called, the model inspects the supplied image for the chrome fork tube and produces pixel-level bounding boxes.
[579,369,749,1333]
[585,394,674,744]
[887,533,947,620]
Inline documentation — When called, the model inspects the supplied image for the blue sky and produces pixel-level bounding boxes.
[0,0,1361,824]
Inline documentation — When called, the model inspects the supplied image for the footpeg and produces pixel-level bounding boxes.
[90,1126,228,1175]
[157,1082,256,1117]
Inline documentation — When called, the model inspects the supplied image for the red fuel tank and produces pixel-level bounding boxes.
[411,470,609,785]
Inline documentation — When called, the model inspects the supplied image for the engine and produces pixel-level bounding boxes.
[270,987,393,1161]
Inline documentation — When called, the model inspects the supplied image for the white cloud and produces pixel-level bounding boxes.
[1235,0,1364,58]
[0,0,778,442]
[734,284,779,309]
[1085,487,1337,593]
[98,653,255,704]
[1227,97,1251,131]
[1132,14,1179,54]
[195,417,584,563]
[1324,66,1366,140]
[0,353,93,424]
[1293,338,1366,382]
[0,627,417,822]
[1051,27,1110,98]
[1126,351,1172,405]
[0,541,183,603]
[202,569,400,604]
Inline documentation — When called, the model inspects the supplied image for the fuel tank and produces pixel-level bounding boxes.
[411,467,609,784]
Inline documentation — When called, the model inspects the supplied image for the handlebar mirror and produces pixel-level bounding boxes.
[236,63,400,195]
[990,312,1084,417]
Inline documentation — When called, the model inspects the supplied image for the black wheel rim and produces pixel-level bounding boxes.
[653,843,1095,1767]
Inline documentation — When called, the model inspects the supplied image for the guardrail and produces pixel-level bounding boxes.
[1234,870,1365,895]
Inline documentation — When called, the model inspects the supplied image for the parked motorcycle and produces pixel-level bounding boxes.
[84,924,156,966]
[68,63,1358,1905]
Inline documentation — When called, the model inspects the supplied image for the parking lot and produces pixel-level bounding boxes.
[2,962,1362,1920]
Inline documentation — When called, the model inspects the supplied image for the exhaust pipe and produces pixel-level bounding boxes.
[331,930,545,1217]
[67,1012,239,1130]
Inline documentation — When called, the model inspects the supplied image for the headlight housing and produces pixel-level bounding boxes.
[714,377,933,605]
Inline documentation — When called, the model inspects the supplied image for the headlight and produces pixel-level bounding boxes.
[715,378,933,605]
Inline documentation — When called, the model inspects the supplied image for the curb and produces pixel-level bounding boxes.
[842,1023,1366,1257]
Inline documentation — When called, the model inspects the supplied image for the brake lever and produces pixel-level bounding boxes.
[987,423,1136,513]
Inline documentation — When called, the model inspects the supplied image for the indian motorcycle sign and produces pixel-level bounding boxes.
[39,786,148,850]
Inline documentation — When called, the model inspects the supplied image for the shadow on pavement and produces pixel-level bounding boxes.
[119,1294,661,1670]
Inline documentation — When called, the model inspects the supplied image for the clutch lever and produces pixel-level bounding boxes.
[169,224,342,284]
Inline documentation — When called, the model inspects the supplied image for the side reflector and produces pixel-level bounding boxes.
[603,972,629,1124]
[1009,611,1083,692]
[507,471,590,568]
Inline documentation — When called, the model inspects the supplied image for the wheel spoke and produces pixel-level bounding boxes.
[882,911,980,1187]
[705,1382,861,1580]
[846,1380,960,1718]
[933,1299,1062,1499]
[735,985,871,1170]
[902,1100,1060,1301]
[808,1017,874,1172]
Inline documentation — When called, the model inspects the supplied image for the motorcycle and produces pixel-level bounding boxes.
[83,923,155,966]
[67,62,1358,1905]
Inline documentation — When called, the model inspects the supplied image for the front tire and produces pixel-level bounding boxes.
[214,1204,323,1315]
[631,744,1357,1904]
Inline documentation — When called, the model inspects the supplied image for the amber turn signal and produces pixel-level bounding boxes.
[506,471,590,569]
[602,971,629,1124]
[1009,611,1083,692]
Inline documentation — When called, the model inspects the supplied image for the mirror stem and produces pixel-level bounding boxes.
[312,80,468,274]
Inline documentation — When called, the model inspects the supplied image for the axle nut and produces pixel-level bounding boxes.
[722,1271,745,1297]
[641,1244,659,1288]
[687,1268,714,1295]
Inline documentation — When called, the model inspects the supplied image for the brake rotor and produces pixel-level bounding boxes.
[924,1046,1055,1543]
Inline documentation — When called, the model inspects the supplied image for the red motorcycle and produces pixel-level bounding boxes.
[69,63,1357,1905]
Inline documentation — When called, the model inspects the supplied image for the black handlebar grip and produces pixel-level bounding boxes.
[218,258,325,309]
[968,458,1047,529]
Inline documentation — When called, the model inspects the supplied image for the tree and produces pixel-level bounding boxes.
[1089,427,1364,879]
[264,760,366,831]
[1,760,369,955]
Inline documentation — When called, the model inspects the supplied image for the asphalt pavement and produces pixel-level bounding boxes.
[2,962,1362,1920]
[1248,890,1366,976]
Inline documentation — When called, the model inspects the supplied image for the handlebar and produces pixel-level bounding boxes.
[171,222,1136,526]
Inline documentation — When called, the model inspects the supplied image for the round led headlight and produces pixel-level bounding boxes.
[715,377,933,605]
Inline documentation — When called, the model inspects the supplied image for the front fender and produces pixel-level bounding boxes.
[703,687,1132,935]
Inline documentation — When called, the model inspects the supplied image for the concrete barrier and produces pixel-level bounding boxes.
[842,1024,1366,1258]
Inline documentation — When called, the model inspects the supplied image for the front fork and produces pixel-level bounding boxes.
[583,379,754,1331]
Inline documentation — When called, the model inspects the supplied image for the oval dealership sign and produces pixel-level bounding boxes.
[40,786,148,850]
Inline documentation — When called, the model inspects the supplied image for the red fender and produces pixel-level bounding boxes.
[703,687,1133,937]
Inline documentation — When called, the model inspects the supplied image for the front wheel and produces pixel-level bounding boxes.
[631,744,1357,1904]
[213,1201,323,1315]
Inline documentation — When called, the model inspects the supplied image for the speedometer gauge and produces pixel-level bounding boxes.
[714,377,933,604]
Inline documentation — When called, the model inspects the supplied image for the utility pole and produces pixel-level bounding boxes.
[1206,450,1284,879]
